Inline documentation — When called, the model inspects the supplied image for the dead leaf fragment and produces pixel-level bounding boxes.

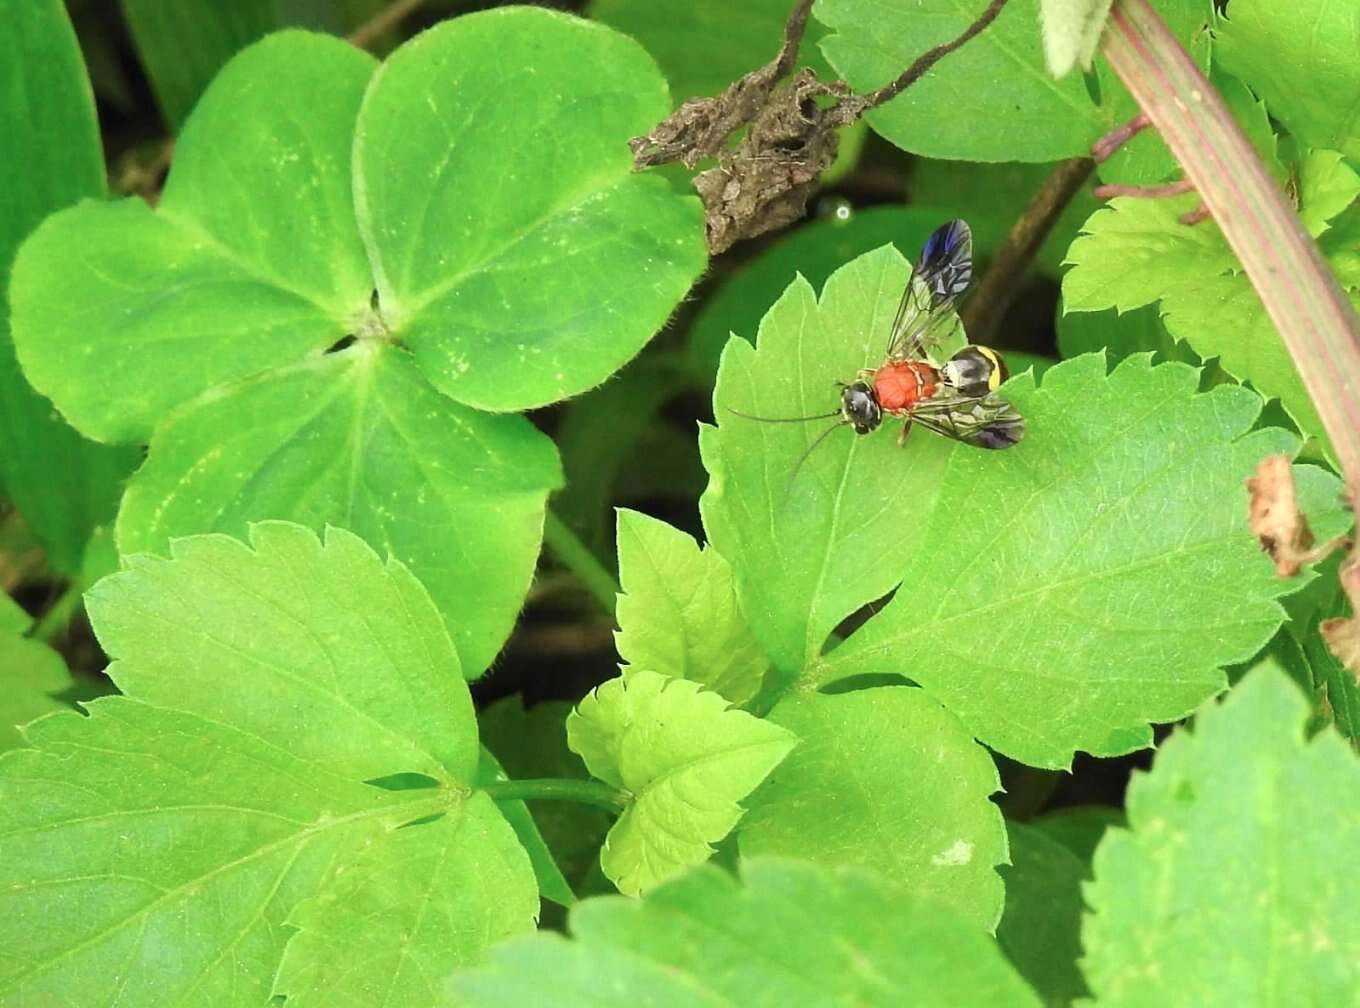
[1321,550,1360,684]
[1246,454,1318,576]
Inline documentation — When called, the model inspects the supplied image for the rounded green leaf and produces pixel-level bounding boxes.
[10,32,375,444]
[738,685,1007,930]
[0,595,76,752]
[353,7,705,412]
[453,858,1043,1007]
[115,344,561,675]
[566,670,796,895]
[1081,664,1360,1005]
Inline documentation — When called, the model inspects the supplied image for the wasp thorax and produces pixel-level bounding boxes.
[841,381,882,435]
[941,345,1008,398]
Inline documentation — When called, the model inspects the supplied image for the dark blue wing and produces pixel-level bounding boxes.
[917,219,973,305]
[885,220,974,362]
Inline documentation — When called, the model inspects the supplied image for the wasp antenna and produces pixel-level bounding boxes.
[783,420,846,497]
[725,406,842,424]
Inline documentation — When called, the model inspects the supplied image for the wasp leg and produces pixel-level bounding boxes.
[897,418,913,446]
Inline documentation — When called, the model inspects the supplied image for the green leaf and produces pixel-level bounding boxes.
[566,669,795,895]
[738,686,1007,930]
[1062,192,1360,453]
[1217,1,1360,162]
[0,594,76,752]
[1298,150,1360,238]
[479,696,613,888]
[587,0,834,103]
[120,0,279,129]
[452,858,1043,1006]
[702,245,953,677]
[615,509,766,706]
[1039,0,1115,76]
[807,352,1350,767]
[114,344,560,677]
[353,9,705,412]
[272,793,539,1006]
[0,523,538,1006]
[11,31,377,444]
[1030,804,1124,865]
[477,745,577,907]
[997,822,1089,1006]
[1081,663,1360,1004]
[0,0,137,572]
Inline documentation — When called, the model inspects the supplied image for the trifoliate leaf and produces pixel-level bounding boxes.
[0,0,137,573]
[738,686,1006,930]
[1217,1,1360,162]
[807,352,1350,767]
[0,594,76,752]
[0,523,537,1006]
[115,344,561,677]
[1039,0,1115,77]
[271,793,538,1007]
[615,509,766,707]
[997,822,1089,1006]
[451,858,1044,1007]
[1081,663,1360,1004]
[566,670,795,895]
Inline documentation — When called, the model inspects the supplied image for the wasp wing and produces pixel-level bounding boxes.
[884,219,974,363]
[907,389,1023,450]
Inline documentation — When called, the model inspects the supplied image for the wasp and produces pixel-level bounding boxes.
[730,220,1024,472]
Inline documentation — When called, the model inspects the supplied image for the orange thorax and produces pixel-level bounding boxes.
[872,361,939,412]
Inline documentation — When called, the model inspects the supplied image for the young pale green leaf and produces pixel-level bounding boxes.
[479,696,613,889]
[11,32,376,445]
[737,686,1007,930]
[0,0,138,571]
[0,595,76,752]
[115,344,560,677]
[0,523,538,1006]
[1039,0,1115,76]
[453,858,1043,1007]
[1063,192,1360,449]
[701,245,957,678]
[121,0,279,129]
[587,0,834,103]
[271,793,538,1007]
[354,8,705,412]
[808,352,1351,767]
[566,670,795,895]
[477,745,577,907]
[615,509,766,706]
[997,822,1089,1006]
[1081,664,1360,1004]
[1217,1,1360,162]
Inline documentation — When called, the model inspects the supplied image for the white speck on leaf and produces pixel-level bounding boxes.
[930,839,974,866]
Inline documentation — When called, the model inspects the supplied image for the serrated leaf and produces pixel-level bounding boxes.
[1298,150,1360,238]
[120,0,279,129]
[615,509,766,706]
[0,523,537,1006]
[452,858,1043,1007]
[271,793,538,1007]
[115,344,560,676]
[1081,663,1360,1004]
[0,0,138,572]
[353,9,705,412]
[1217,1,1360,162]
[0,594,76,752]
[997,822,1089,1006]
[738,686,1007,930]
[1039,0,1115,76]
[807,352,1350,767]
[566,670,795,895]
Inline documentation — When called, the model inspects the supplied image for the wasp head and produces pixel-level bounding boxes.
[840,381,881,435]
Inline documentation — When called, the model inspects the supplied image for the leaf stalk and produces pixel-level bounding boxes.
[481,777,629,813]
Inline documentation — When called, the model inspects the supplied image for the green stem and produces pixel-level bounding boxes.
[542,509,619,617]
[481,777,629,813]
[31,582,83,644]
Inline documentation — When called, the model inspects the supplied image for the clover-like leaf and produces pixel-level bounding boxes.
[997,822,1089,1006]
[566,669,795,895]
[115,344,560,675]
[0,0,137,572]
[615,509,766,706]
[452,858,1043,1007]
[1217,0,1360,162]
[0,595,76,752]
[1081,663,1360,1004]
[738,686,1007,930]
[0,523,537,1006]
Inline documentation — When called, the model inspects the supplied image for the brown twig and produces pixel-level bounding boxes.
[773,0,816,79]
[960,157,1094,343]
[347,0,427,50]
